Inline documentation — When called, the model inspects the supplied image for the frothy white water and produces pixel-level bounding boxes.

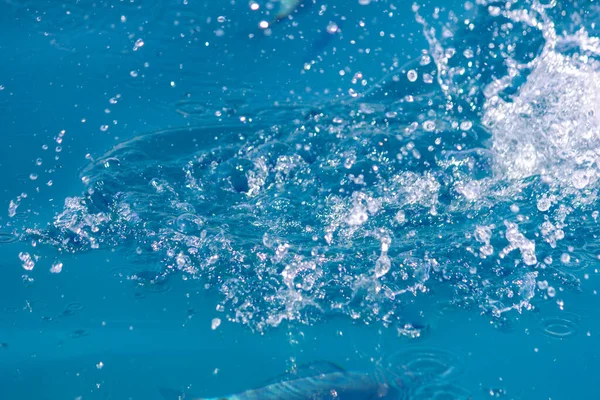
[485,50,600,186]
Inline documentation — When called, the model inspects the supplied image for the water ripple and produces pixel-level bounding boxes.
[540,312,581,339]
[412,382,472,400]
[386,347,464,382]
[0,232,18,244]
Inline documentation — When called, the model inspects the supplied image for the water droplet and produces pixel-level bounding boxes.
[326,22,339,34]
[133,38,144,51]
[176,213,204,234]
[460,121,473,131]
[407,70,418,82]
[19,252,35,271]
[537,196,551,212]
[423,121,436,132]
[395,210,406,224]
[374,255,391,278]
[50,261,63,274]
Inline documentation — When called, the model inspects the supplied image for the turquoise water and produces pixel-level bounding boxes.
[1,0,600,398]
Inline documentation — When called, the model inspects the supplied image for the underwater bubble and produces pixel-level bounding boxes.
[459,121,472,131]
[537,196,552,212]
[326,22,339,34]
[133,272,172,294]
[107,266,136,282]
[407,70,418,82]
[485,388,508,398]
[175,213,205,234]
[103,157,121,169]
[423,121,436,132]
[571,170,590,189]
[394,210,406,224]
[397,323,430,339]
[50,261,63,274]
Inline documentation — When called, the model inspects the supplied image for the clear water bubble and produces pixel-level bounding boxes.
[459,121,472,131]
[50,261,63,274]
[374,255,391,278]
[132,38,144,51]
[407,69,418,82]
[326,22,339,34]
[537,196,552,212]
[423,121,436,131]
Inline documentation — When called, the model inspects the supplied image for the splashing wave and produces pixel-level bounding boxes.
[21,1,600,331]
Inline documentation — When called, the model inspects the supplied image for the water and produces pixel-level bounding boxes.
[1,0,600,398]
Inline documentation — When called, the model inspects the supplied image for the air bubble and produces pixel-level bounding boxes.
[423,121,436,132]
[459,121,472,131]
[537,197,551,212]
[50,261,63,274]
[176,213,205,234]
[326,22,339,34]
[407,70,418,82]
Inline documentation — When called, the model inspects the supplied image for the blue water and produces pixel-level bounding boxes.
[2,0,600,398]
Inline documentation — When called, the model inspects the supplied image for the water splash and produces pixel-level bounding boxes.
[17,0,600,333]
